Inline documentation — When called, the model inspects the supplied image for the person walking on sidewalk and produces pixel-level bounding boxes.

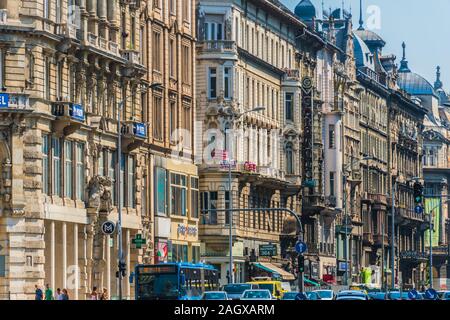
[45,284,53,300]
[35,285,43,301]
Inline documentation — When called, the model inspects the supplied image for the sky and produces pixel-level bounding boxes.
[282,0,450,90]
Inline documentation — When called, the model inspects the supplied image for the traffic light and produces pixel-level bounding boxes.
[298,255,305,273]
[413,182,424,205]
[117,261,127,278]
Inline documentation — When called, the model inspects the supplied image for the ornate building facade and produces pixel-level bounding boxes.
[0,0,152,299]
[196,0,306,285]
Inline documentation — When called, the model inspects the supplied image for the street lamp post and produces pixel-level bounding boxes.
[116,82,159,300]
[391,179,396,290]
[225,106,265,284]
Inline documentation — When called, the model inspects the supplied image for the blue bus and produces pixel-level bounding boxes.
[134,263,220,300]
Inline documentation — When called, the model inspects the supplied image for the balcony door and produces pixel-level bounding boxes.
[204,15,224,41]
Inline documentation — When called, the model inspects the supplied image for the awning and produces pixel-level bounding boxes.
[254,263,296,281]
[304,277,320,287]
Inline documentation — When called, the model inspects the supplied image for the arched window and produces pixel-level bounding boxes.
[285,142,294,175]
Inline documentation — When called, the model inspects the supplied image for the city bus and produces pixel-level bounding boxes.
[134,263,220,300]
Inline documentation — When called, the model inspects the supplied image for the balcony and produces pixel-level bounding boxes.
[122,50,141,65]
[399,250,428,264]
[109,42,119,56]
[282,69,300,82]
[87,32,98,47]
[398,208,425,225]
[319,243,335,257]
[98,37,108,51]
[199,40,236,53]
[51,102,85,135]
[121,120,147,152]
[305,242,320,255]
[55,23,78,39]
[303,194,326,216]
[0,9,7,24]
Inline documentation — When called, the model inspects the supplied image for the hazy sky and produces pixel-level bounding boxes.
[282,0,450,90]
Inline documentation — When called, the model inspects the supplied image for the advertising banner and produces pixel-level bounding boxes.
[424,198,441,247]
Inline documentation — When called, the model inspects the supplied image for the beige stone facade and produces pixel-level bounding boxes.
[0,0,151,299]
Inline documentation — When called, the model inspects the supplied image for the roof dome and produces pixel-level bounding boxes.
[353,34,375,70]
[398,72,436,96]
[294,0,316,20]
[354,29,386,47]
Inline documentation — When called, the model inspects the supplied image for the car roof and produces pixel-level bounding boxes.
[338,290,367,295]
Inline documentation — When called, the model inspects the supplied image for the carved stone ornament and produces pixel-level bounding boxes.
[87,175,113,213]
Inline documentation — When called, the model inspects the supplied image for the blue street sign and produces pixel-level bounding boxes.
[0,93,9,108]
[71,104,85,121]
[134,123,147,138]
[408,289,419,300]
[101,221,116,235]
[295,241,307,254]
[425,288,438,300]
[415,206,423,214]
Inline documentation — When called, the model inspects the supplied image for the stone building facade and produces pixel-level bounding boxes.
[0,0,151,299]
[195,0,305,285]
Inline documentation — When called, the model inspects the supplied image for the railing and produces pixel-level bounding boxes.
[305,242,320,255]
[399,250,428,262]
[109,42,119,55]
[368,193,387,205]
[319,243,335,256]
[122,50,140,64]
[282,69,300,81]
[325,196,337,208]
[51,102,85,121]
[87,32,98,47]
[358,66,380,83]
[199,40,237,53]
[98,37,108,50]
[0,9,7,24]
[121,121,147,138]
[399,208,425,222]
[55,23,78,39]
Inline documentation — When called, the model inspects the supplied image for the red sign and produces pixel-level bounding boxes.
[244,161,257,172]
[323,274,335,284]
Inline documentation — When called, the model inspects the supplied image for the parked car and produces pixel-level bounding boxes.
[335,290,369,301]
[368,292,388,300]
[202,291,229,300]
[387,291,411,300]
[440,292,450,300]
[240,289,274,300]
[248,279,287,300]
[306,292,322,300]
[222,283,259,300]
[313,290,335,300]
[281,292,299,300]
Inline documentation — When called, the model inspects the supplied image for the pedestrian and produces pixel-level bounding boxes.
[35,285,43,300]
[99,288,109,300]
[61,289,69,300]
[90,286,98,300]
[54,288,62,300]
[44,284,53,300]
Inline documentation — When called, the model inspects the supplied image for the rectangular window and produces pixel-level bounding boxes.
[330,172,335,197]
[98,149,105,176]
[201,192,217,224]
[76,142,84,200]
[170,173,187,216]
[169,39,176,78]
[152,31,161,72]
[127,155,135,208]
[155,167,167,216]
[42,135,49,195]
[182,45,190,84]
[44,0,50,19]
[224,67,231,99]
[52,137,61,196]
[130,16,136,49]
[329,124,336,149]
[64,141,73,199]
[120,153,125,208]
[169,100,177,144]
[182,103,191,148]
[169,0,176,14]
[191,177,199,219]
[153,95,163,140]
[182,0,191,23]
[208,68,217,99]
[285,93,293,121]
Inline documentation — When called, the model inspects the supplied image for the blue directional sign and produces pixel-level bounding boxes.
[71,104,85,121]
[415,206,424,214]
[134,123,147,138]
[295,241,307,254]
[408,289,419,300]
[0,93,9,108]
[425,288,438,300]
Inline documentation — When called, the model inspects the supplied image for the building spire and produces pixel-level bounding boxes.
[435,66,443,90]
[399,42,411,73]
[358,0,364,30]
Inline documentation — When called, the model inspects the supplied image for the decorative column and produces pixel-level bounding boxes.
[62,222,67,289]
[98,0,109,42]
[73,223,79,300]
[87,0,98,35]
[51,221,56,293]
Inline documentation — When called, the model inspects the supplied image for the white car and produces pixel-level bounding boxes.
[336,290,369,301]
[313,290,335,300]
[240,289,274,300]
